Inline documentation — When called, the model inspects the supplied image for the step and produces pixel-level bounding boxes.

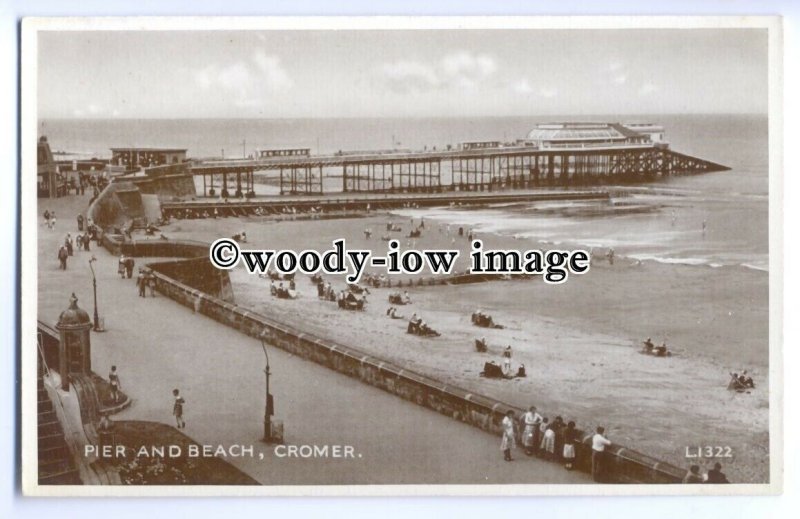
[38,421,62,437]
[39,468,81,485]
[38,457,71,475]
[38,433,67,450]
[38,410,58,426]
[39,444,69,462]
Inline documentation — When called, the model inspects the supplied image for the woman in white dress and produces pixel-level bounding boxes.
[522,406,542,456]
[500,410,517,462]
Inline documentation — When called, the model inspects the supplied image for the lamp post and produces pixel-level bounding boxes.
[88,256,102,332]
[260,338,273,443]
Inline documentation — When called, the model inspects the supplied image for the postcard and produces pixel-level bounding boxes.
[20,16,782,496]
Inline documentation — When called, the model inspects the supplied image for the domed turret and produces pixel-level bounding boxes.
[55,293,93,389]
[57,293,91,329]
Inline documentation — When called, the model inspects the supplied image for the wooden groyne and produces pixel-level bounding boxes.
[160,189,610,219]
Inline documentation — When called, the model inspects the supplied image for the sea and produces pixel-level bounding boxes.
[39,114,769,273]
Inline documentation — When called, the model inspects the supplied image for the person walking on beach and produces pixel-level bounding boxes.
[108,366,121,404]
[502,346,512,377]
[65,234,73,256]
[591,426,612,482]
[501,410,517,461]
[702,219,707,238]
[172,388,186,429]
[43,210,50,226]
[522,406,542,456]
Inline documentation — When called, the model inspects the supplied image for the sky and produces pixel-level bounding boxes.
[37,28,768,119]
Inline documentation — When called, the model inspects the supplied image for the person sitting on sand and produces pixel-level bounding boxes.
[475,336,488,353]
[643,337,654,354]
[728,372,749,392]
[743,371,755,388]
[403,291,411,304]
[655,341,668,356]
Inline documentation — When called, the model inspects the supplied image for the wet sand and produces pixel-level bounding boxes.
[165,211,770,483]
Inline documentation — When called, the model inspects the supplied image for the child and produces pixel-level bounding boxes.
[172,389,186,428]
[108,366,121,403]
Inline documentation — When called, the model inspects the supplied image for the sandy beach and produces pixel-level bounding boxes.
[162,208,770,483]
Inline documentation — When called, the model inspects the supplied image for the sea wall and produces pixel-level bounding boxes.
[129,173,196,200]
[86,181,143,229]
[146,263,686,484]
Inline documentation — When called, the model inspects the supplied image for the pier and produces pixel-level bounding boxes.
[185,142,729,197]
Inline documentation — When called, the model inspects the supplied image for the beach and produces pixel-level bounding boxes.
[164,207,770,483]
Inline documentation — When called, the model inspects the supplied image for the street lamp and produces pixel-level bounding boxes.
[88,255,103,332]
[260,338,274,443]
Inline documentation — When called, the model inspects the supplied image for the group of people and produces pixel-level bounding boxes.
[271,280,298,300]
[683,462,730,484]
[728,370,756,391]
[167,204,325,221]
[501,409,583,470]
[136,268,157,298]
[471,309,503,329]
[117,254,135,279]
[388,290,412,305]
[481,346,524,378]
[43,210,57,229]
[641,337,670,357]
[406,313,440,337]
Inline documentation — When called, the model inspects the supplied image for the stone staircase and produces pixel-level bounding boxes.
[38,366,81,485]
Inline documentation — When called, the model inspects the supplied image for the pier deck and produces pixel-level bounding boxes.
[166,142,729,197]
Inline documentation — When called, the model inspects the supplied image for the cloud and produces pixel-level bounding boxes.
[379,51,497,93]
[539,86,558,98]
[613,74,627,84]
[512,78,534,94]
[609,61,623,72]
[638,82,658,95]
[191,51,293,107]
[252,50,293,92]
[381,60,440,92]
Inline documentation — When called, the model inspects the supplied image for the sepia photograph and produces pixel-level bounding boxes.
[20,16,782,496]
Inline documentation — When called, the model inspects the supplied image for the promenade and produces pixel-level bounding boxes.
[36,193,588,485]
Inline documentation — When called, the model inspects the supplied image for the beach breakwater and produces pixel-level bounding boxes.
[106,236,685,484]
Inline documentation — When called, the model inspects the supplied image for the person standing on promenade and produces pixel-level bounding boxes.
[108,365,121,404]
[521,406,542,456]
[43,210,50,225]
[591,426,612,482]
[501,410,517,462]
[57,245,68,270]
[65,234,73,256]
[563,421,578,470]
[137,269,146,297]
[172,389,186,429]
[148,271,156,297]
